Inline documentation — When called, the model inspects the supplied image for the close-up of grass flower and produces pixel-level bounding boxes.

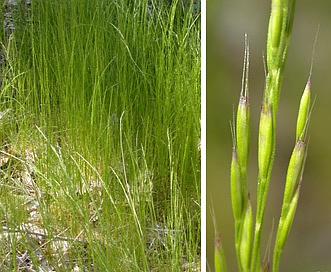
[208,0,322,271]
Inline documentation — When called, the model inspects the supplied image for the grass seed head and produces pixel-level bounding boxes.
[236,92,250,178]
[258,101,274,181]
[273,188,300,271]
[239,200,253,271]
[296,77,311,141]
[267,0,283,70]
[283,140,305,208]
[231,148,243,221]
[236,34,251,177]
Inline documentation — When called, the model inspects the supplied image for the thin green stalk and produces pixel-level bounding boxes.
[230,34,252,272]
[272,77,311,271]
[251,1,296,270]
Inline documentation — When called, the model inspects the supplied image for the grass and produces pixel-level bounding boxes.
[213,0,314,271]
[0,0,201,271]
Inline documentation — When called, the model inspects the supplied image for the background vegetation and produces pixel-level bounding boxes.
[207,0,331,271]
[0,0,201,270]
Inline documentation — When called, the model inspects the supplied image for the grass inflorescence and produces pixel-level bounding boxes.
[214,0,314,271]
[0,0,201,270]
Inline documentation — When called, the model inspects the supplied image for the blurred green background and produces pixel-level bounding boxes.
[207,0,331,271]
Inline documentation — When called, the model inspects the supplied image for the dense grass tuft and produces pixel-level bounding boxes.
[0,0,200,270]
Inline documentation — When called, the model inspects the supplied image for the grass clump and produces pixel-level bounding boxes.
[0,0,201,270]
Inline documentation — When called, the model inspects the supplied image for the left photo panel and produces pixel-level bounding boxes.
[1,0,201,271]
